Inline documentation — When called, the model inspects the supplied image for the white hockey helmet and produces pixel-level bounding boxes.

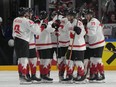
[0,17,3,22]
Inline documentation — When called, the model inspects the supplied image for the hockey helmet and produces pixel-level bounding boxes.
[85,9,94,15]
[67,10,77,17]
[18,7,29,16]
[39,11,48,20]
[51,11,57,19]
[28,8,33,14]
[62,8,69,17]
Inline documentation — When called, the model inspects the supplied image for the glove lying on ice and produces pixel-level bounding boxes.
[73,26,81,35]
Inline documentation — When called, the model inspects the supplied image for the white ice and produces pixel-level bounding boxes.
[0,71,116,87]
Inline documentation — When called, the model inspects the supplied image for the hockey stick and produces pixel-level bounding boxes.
[68,33,75,65]
[101,0,111,23]
[65,32,75,76]
[104,50,116,53]
[56,12,60,59]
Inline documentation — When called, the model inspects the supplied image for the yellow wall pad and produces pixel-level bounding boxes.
[0,65,116,71]
[0,65,57,71]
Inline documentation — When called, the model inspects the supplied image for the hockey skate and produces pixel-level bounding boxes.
[26,74,31,79]
[61,75,73,84]
[96,73,105,83]
[59,75,64,82]
[59,71,65,82]
[89,73,105,83]
[19,75,32,84]
[41,74,53,83]
[73,74,86,84]
[31,74,41,83]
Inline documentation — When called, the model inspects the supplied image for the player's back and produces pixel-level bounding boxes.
[13,17,32,42]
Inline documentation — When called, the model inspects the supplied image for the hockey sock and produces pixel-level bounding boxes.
[18,58,22,76]
[58,57,66,76]
[75,61,84,76]
[90,57,99,75]
[84,59,90,75]
[41,59,52,75]
[95,58,104,74]
[18,58,29,76]
[66,60,74,76]
[29,58,37,75]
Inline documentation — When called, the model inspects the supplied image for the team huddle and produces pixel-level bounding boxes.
[12,7,105,84]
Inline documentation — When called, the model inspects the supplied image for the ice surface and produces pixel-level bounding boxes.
[0,71,116,87]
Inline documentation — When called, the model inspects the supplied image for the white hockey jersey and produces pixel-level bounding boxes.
[51,15,64,48]
[68,19,86,51]
[36,21,55,50]
[59,17,71,47]
[29,33,36,49]
[86,18,105,48]
[13,17,42,42]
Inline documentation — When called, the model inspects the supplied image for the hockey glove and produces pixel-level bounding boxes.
[41,23,47,29]
[55,19,61,25]
[52,19,61,31]
[40,23,47,31]
[73,26,81,35]
[32,16,41,24]
[82,19,87,27]
[34,18,41,24]
[51,23,59,31]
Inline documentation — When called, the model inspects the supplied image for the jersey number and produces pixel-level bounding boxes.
[14,25,20,34]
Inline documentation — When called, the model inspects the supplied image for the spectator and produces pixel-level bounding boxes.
[4,17,14,64]
[0,17,4,38]
[67,1,73,10]
[4,17,13,41]
[108,13,116,23]
[0,17,9,65]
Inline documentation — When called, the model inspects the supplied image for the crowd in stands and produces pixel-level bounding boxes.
[0,17,14,65]
[49,0,116,23]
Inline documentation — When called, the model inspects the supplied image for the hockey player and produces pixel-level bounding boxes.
[25,8,41,83]
[62,10,86,83]
[85,9,105,82]
[13,7,43,84]
[36,11,56,82]
[58,16,71,81]
[51,11,67,81]
[82,18,91,78]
